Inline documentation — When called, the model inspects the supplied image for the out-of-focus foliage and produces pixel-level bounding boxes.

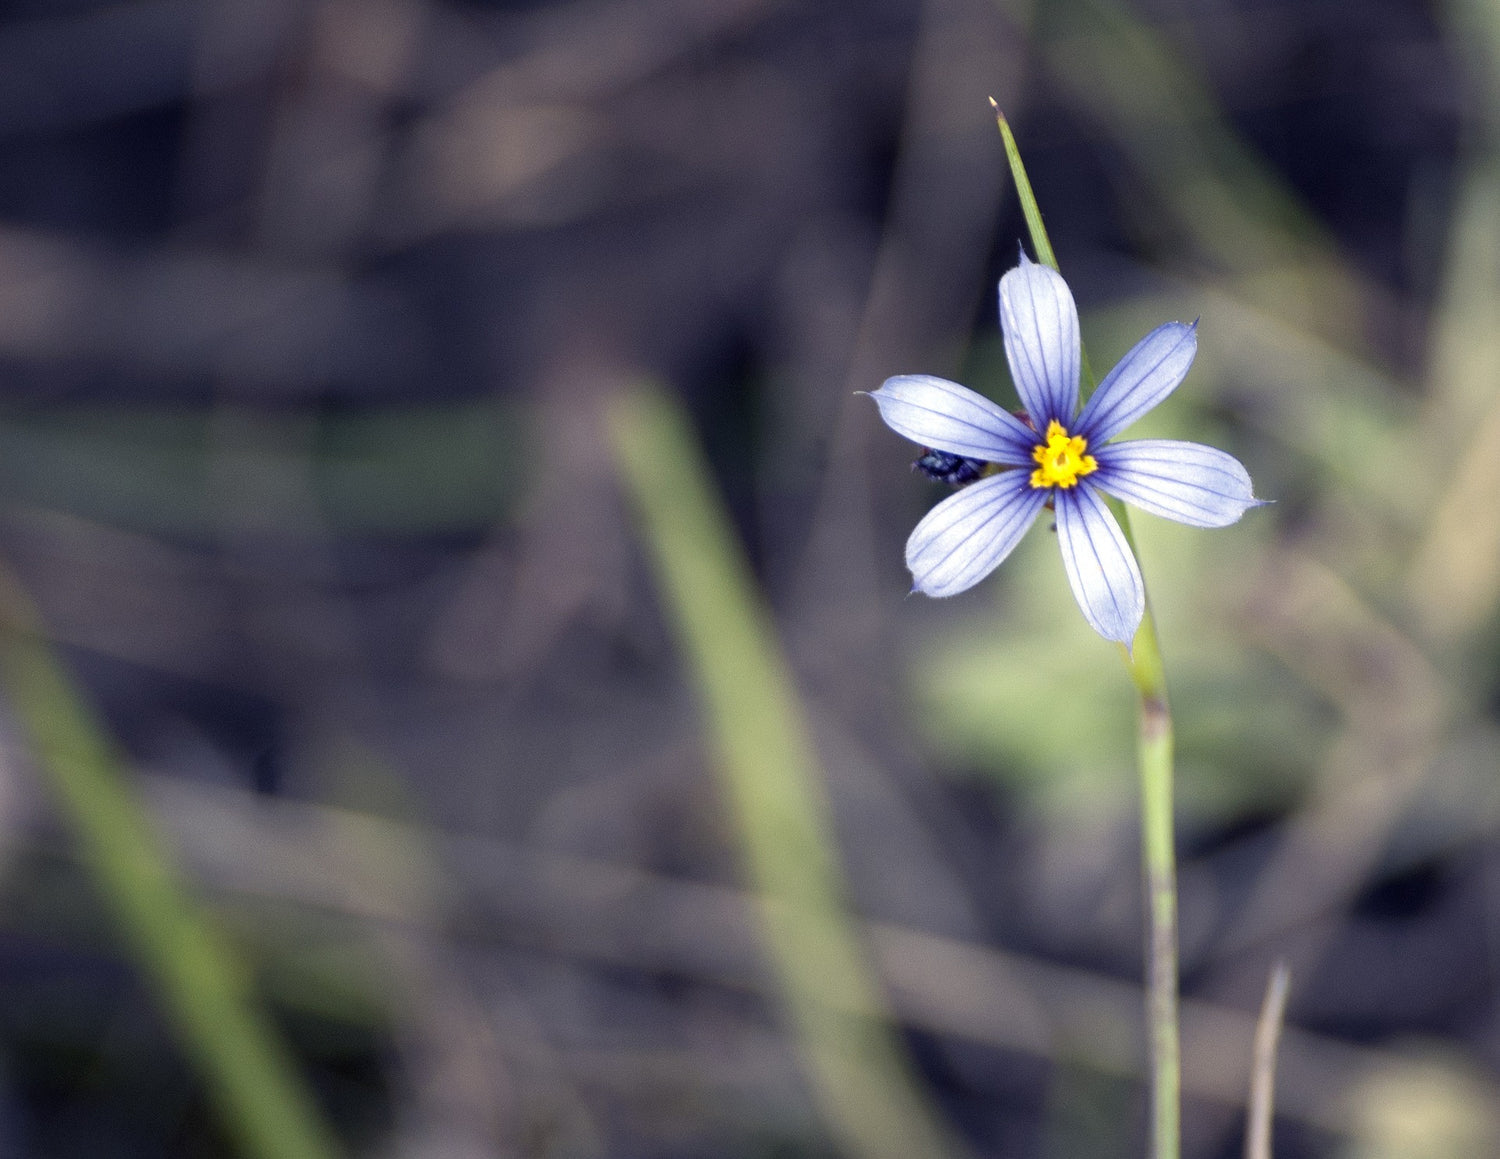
[0,0,1492,1157]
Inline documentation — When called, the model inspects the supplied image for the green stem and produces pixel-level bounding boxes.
[995,105,1179,1159]
[1122,598,1179,1159]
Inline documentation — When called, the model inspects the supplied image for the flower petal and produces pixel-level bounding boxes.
[906,470,1047,597]
[1053,483,1145,645]
[1074,322,1197,445]
[1092,439,1264,527]
[999,255,1080,428]
[869,376,1036,465]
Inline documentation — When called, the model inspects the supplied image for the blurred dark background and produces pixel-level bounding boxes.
[0,0,1495,1156]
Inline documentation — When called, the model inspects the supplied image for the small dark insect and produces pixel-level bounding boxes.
[913,449,987,487]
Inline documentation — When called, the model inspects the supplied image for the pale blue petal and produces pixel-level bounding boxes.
[1092,439,1264,528]
[1053,483,1144,645]
[1074,322,1197,445]
[906,470,1047,597]
[869,375,1036,465]
[999,255,1080,428]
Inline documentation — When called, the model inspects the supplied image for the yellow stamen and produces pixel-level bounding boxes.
[1029,420,1097,489]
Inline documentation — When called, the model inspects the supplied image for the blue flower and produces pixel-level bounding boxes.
[870,253,1263,645]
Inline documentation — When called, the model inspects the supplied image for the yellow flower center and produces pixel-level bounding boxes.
[1029,420,1098,489]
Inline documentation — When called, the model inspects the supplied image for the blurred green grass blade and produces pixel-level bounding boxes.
[0,564,343,1159]
[1448,0,1500,124]
[608,387,963,1159]
[0,400,524,537]
[1407,0,1500,638]
[1056,0,1327,258]
[1023,0,1376,351]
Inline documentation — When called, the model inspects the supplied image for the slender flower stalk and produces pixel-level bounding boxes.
[1124,592,1180,1159]
[866,107,1265,1159]
[997,112,1195,1157]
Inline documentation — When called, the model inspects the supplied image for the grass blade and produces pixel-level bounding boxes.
[608,386,963,1159]
[0,563,343,1159]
